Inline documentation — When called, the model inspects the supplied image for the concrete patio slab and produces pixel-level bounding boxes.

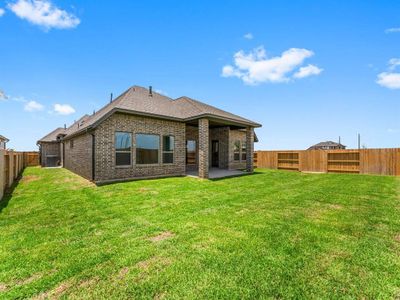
[186,168,247,179]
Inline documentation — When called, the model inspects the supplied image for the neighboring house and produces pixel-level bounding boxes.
[308,141,346,150]
[0,135,9,150]
[37,86,261,183]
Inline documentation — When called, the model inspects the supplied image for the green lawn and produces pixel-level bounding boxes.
[1,167,400,299]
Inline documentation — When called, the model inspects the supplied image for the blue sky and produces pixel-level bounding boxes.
[0,0,399,151]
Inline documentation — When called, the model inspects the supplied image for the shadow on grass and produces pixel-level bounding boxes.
[0,175,22,214]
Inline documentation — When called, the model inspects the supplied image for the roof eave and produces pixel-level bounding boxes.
[63,109,261,140]
[184,114,262,128]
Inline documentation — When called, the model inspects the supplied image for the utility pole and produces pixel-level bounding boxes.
[358,133,361,150]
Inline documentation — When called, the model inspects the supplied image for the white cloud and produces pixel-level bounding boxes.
[221,46,322,84]
[8,0,80,30]
[376,58,400,89]
[293,64,323,78]
[388,58,400,70]
[385,27,400,33]
[376,72,400,89]
[24,100,44,111]
[0,8,5,16]
[244,33,253,40]
[53,103,75,115]
[0,89,8,100]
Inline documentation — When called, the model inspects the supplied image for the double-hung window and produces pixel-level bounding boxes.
[241,141,247,161]
[233,140,240,161]
[162,136,174,164]
[136,134,160,164]
[115,132,132,166]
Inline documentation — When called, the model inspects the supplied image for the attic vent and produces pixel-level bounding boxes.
[149,86,153,97]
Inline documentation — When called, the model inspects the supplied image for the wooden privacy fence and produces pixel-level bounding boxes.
[254,148,400,176]
[0,150,39,200]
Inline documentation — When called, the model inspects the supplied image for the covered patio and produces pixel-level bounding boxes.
[185,117,257,179]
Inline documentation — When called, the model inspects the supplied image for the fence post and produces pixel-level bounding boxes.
[8,151,14,188]
[14,153,18,179]
[18,153,21,174]
[0,150,4,201]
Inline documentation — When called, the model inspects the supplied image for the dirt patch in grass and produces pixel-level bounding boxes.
[0,272,44,292]
[148,231,175,242]
[118,267,130,279]
[138,187,159,195]
[20,175,40,183]
[33,281,72,300]
[395,234,400,242]
[154,292,167,300]
[136,256,166,271]
[327,204,343,210]
[78,277,99,288]
[135,257,172,282]
[56,176,95,189]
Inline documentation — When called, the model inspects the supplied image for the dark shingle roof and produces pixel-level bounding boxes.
[62,85,261,139]
[37,127,66,143]
[308,141,346,149]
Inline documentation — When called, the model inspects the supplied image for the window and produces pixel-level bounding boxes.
[163,136,174,164]
[234,140,240,161]
[115,132,132,166]
[241,141,247,161]
[70,139,74,149]
[186,140,196,165]
[136,134,159,164]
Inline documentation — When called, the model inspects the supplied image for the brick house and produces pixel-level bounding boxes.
[0,135,9,150]
[37,86,261,183]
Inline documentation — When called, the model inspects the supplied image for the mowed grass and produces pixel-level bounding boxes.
[1,167,400,299]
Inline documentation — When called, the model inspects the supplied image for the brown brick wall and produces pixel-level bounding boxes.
[246,127,254,172]
[198,118,209,178]
[94,113,186,182]
[64,133,92,180]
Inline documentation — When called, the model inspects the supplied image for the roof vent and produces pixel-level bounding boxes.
[149,86,153,97]
[110,93,113,103]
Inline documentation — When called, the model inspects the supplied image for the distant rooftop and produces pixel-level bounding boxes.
[308,141,346,150]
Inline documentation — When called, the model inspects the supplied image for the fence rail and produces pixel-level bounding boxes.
[254,148,400,176]
[0,150,39,200]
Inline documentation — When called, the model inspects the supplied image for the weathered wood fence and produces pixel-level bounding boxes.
[254,148,400,176]
[0,150,39,200]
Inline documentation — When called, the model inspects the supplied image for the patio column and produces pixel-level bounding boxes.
[198,118,209,179]
[246,127,254,173]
